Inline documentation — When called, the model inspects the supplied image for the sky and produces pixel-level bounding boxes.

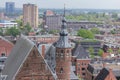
[0,0,120,9]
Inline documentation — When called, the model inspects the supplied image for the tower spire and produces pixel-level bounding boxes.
[55,4,71,48]
[64,4,65,17]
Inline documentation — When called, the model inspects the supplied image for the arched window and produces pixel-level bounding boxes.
[60,68,63,73]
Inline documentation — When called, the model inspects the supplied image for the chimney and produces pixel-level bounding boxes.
[42,45,45,58]
[103,62,106,68]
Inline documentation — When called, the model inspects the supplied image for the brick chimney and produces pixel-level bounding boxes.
[42,45,45,57]
[103,62,106,68]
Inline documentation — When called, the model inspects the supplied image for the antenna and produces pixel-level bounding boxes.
[64,4,66,17]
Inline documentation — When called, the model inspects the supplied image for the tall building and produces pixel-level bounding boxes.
[55,16,72,79]
[23,4,38,28]
[5,2,15,15]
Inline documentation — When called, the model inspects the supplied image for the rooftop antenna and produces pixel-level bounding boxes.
[64,4,66,17]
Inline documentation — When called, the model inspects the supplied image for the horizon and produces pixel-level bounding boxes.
[0,0,120,9]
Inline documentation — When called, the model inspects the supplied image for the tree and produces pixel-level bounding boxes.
[77,29,94,39]
[118,49,120,54]
[0,28,3,36]
[49,30,59,34]
[20,23,32,35]
[90,28,100,34]
[98,49,104,57]
[88,47,94,58]
[5,27,20,37]
[108,48,113,54]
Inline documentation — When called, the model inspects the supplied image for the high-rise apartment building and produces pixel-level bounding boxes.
[5,2,15,15]
[23,4,38,28]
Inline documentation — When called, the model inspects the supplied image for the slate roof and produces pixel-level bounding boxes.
[73,44,89,59]
[45,45,56,73]
[87,64,101,75]
[55,17,71,48]
[95,68,109,80]
[70,66,79,80]
[2,35,57,80]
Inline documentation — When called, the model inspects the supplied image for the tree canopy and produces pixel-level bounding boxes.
[5,27,20,37]
[98,49,104,56]
[90,27,100,34]
[0,28,3,36]
[77,29,94,39]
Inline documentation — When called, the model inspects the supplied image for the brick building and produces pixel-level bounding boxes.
[2,36,56,80]
[0,36,14,57]
[85,60,120,80]
[1,15,79,80]
[72,44,91,79]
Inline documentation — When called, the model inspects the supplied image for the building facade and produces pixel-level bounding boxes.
[23,4,38,28]
[5,2,15,15]
[0,36,14,57]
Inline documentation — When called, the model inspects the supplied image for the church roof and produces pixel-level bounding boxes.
[2,35,57,80]
[95,68,109,80]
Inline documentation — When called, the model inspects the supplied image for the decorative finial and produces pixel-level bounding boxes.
[64,4,66,17]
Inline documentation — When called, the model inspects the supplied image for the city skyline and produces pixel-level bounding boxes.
[0,0,120,9]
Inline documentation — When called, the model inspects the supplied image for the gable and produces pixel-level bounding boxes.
[15,46,56,80]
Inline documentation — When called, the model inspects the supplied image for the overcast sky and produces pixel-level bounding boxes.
[0,0,120,9]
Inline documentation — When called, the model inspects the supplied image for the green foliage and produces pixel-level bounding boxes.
[108,48,113,53]
[5,27,20,37]
[77,29,94,39]
[0,28,3,36]
[66,12,111,22]
[118,49,120,54]
[19,23,32,35]
[88,47,95,58]
[16,19,23,26]
[110,29,116,34]
[98,49,104,56]
[49,30,59,34]
[90,27,100,34]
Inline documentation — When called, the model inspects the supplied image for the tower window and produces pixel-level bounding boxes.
[60,53,64,58]
[60,68,63,73]
[67,50,69,53]
[61,50,64,53]
[1,53,5,57]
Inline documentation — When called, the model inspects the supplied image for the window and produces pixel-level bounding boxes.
[61,50,64,53]
[67,50,69,53]
[82,68,85,71]
[60,68,63,73]
[1,53,5,57]
[60,53,64,58]
[82,73,85,76]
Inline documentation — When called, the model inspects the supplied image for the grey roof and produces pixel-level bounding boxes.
[87,64,101,75]
[2,35,57,80]
[113,70,120,77]
[56,17,71,48]
[45,45,56,73]
[70,66,79,80]
[2,35,34,80]
[73,45,89,59]
[95,68,109,80]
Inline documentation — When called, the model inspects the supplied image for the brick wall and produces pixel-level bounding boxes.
[76,59,90,79]
[15,47,55,80]
[0,38,13,56]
